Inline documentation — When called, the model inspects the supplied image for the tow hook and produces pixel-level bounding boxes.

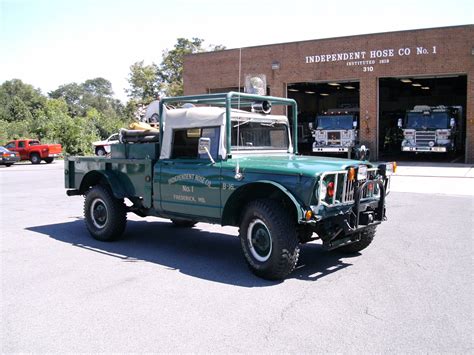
[359,211,374,225]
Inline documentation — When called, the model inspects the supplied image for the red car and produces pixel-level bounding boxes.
[4,139,62,164]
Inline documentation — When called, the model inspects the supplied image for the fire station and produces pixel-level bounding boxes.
[183,25,473,163]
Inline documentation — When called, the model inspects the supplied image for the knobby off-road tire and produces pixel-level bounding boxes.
[44,157,54,164]
[337,226,377,253]
[171,219,197,228]
[84,185,127,241]
[239,199,300,280]
[297,225,314,244]
[30,153,41,164]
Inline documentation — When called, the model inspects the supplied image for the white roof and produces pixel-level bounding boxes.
[160,106,290,159]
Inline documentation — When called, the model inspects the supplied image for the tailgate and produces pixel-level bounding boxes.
[48,144,62,155]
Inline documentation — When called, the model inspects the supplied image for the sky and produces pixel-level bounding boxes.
[1,0,473,103]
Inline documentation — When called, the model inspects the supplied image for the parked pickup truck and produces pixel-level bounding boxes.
[65,92,396,280]
[92,133,119,156]
[5,139,62,164]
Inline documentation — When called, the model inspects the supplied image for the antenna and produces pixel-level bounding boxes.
[238,48,242,109]
[235,48,242,179]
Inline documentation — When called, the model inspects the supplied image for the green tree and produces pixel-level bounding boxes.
[34,98,100,155]
[49,82,85,116]
[0,79,45,121]
[49,78,123,119]
[125,38,226,103]
[125,61,161,104]
[83,77,114,97]
[5,96,33,122]
[0,119,31,142]
[158,38,225,97]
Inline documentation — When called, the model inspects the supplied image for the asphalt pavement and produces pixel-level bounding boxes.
[1,160,472,353]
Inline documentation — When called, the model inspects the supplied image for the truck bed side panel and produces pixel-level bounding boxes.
[65,157,153,208]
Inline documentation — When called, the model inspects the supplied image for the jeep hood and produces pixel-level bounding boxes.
[225,154,373,177]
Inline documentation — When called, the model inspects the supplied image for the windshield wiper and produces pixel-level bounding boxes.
[233,120,250,128]
[260,121,277,127]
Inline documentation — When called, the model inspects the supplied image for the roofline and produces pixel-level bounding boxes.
[186,24,474,57]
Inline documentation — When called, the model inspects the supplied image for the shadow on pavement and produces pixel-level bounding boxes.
[27,219,354,287]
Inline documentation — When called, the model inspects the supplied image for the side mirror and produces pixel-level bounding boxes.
[198,137,215,164]
[397,118,403,128]
[450,118,455,128]
[353,121,358,129]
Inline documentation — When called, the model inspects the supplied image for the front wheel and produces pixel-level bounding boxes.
[84,185,127,241]
[239,199,300,280]
[44,157,54,164]
[336,226,376,253]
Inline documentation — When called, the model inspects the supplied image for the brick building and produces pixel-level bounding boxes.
[184,25,474,162]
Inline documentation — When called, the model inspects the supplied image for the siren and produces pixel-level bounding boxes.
[251,100,272,114]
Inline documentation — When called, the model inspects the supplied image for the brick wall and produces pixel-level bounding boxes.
[184,25,474,162]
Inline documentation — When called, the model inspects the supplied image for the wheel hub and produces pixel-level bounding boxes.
[91,198,108,229]
[247,219,272,262]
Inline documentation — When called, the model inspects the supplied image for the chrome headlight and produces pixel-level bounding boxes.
[357,165,367,180]
[316,182,327,200]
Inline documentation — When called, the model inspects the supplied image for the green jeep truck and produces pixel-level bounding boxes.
[65,92,395,280]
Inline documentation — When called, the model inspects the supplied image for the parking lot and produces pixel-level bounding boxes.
[1,161,472,353]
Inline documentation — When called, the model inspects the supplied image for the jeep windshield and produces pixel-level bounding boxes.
[316,115,353,130]
[406,112,449,129]
[231,119,289,151]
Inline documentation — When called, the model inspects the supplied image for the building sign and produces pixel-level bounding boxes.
[305,46,437,72]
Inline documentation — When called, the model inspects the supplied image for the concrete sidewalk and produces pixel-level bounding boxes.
[394,163,474,178]
[390,163,474,196]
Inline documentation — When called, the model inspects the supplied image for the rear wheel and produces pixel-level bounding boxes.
[44,157,54,164]
[336,226,376,253]
[239,199,299,280]
[30,153,41,164]
[84,185,127,241]
[5,163,13,167]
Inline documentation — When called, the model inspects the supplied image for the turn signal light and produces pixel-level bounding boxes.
[348,167,356,181]
[305,210,313,221]
[393,161,397,173]
[327,181,335,197]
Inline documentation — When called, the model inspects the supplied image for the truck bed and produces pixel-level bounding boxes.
[65,155,154,208]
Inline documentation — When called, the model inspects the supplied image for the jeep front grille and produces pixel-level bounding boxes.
[316,168,383,207]
[415,131,436,147]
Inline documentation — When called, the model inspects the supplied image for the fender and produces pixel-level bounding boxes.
[257,180,305,221]
[80,170,135,200]
[222,180,306,226]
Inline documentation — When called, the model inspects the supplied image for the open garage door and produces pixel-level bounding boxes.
[287,81,360,155]
[379,75,467,162]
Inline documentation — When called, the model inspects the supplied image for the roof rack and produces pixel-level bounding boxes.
[158,91,299,154]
